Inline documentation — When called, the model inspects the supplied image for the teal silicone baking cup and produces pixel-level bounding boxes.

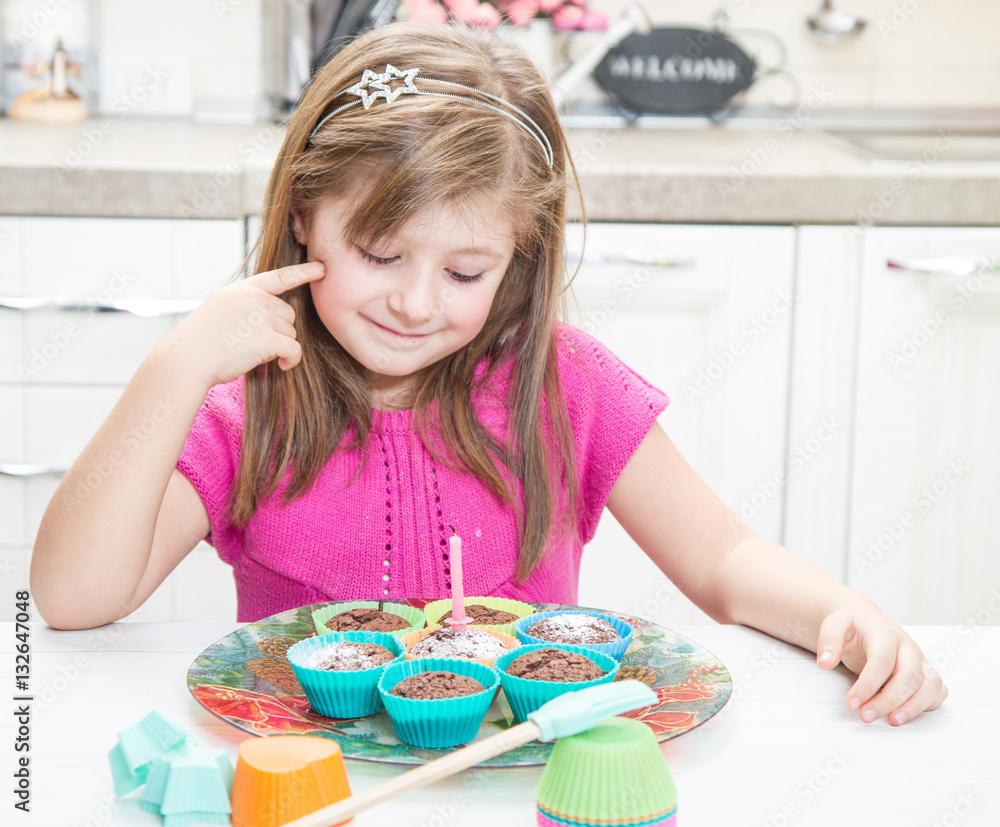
[377,657,500,748]
[495,643,619,723]
[311,601,426,637]
[286,631,405,719]
[515,611,635,661]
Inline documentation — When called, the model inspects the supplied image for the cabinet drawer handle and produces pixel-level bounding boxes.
[567,251,696,268]
[886,256,992,276]
[0,463,68,477]
[0,296,201,317]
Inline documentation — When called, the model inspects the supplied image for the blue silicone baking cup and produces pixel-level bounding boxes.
[514,611,635,662]
[495,643,619,723]
[286,631,405,719]
[377,657,500,748]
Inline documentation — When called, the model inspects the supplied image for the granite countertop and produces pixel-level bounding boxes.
[3,117,1000,225]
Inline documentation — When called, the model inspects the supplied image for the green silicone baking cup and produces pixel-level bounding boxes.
[377,657,500,749]
[286,631,405,718]
[495,643,619,723]
[311,601,426,637]
[535,716,678,822]
[422,596,537,638]
[515,611,635,661]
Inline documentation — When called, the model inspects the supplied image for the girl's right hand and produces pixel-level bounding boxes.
[158,261,326,389]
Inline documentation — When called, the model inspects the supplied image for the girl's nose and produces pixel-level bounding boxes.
[386,267,438,324]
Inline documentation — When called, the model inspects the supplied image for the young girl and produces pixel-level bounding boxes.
[30,22,945,727]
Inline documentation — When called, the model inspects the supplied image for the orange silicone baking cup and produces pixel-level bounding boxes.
[230,735,352,827]
[400,625,520,668]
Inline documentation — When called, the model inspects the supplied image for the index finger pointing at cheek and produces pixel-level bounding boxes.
[249,261,325,296]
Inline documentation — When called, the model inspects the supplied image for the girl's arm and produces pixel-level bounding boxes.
[606,421,948,726]
[29,262,325,630]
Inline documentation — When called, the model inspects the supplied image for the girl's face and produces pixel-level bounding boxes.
[293,194,515,408]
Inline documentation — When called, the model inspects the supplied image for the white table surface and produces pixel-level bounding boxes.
[4,622,998,826]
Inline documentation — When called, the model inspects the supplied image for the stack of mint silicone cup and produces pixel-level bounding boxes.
[310,600,426,637]
[495,643,620,723]
[535,716,678,827]
[377,657,499,748]
[141,740,233,825]
[286,631,405,718]
[515,611,635,661]
[108,710,190,796]
[107,710,235,826]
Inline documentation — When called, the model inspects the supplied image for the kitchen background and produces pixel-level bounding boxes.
[1,1,998,631]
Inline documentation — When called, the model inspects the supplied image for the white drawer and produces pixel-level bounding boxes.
[22,385,123,467]
[20,311,175,385]
[0,549,29,620]
[17,217,245,301]
[0,386,25,547]
[0,312,22,383]
[172,220,246,299]
[0,385,23,460]
[0,480,26,548]
[0,217,20,293]
[21,217,174,299]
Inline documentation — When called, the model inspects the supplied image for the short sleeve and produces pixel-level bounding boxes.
[554,324,670,544]
[175,377,244,565]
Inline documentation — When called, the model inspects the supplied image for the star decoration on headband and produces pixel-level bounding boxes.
[346,64,420,110]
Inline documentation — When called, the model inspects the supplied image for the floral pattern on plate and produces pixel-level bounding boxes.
[186,600,732,767]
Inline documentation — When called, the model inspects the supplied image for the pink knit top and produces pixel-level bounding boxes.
[176,323,669,622]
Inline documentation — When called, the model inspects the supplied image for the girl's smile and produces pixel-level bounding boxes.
[367,316,431,344]
[292,194,515,408]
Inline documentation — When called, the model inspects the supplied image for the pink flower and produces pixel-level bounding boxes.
[552,4,606,30]
[443,0,479,15]
[404,0,449,24]
[538,0,563,12]
[448,0,503,28]
[504,0,540,26]
[579,9,608,30]
[551,4,582,28]
[469,2,503,28]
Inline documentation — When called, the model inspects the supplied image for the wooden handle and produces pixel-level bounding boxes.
[282,721,543,827]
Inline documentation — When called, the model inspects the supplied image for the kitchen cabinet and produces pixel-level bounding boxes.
[565,223,796,627]
[786,226,1000,625]
[0,216,244,622]
[7,216,993,627]
[850,228,1000,624]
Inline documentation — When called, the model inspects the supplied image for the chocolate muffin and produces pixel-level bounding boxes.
[437,604,519,626]
[408,628,510,660]
[305,642,397,671]
[390,670,486,700]
[324,608,412,633]
[506,648,607,682]
[526,614,620,645]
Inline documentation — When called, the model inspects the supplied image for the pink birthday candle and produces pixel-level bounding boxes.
[447,526,468,632]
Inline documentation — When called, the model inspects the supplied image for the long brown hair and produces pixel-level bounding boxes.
[229,21,580,583]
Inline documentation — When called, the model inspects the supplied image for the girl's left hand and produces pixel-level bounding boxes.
[815,605,948,726]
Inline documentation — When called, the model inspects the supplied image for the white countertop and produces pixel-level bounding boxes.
[6,621,998,826]
[4,118,1000,224]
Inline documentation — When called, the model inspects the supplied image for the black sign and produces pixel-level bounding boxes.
[594,28,757,115]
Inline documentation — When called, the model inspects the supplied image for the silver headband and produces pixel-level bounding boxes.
[308,64,554,168]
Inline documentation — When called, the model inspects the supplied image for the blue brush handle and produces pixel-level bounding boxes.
[527,680,657,741]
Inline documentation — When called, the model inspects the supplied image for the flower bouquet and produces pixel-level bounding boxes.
[398,0,608,32]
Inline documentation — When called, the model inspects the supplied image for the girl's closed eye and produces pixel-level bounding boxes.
[356,245,398,267]
[356,244,485,284]
[447,268,485,284]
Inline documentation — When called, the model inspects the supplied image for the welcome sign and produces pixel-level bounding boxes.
[594,28,757,115]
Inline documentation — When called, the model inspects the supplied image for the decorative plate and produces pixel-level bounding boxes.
[187,600,731,767]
